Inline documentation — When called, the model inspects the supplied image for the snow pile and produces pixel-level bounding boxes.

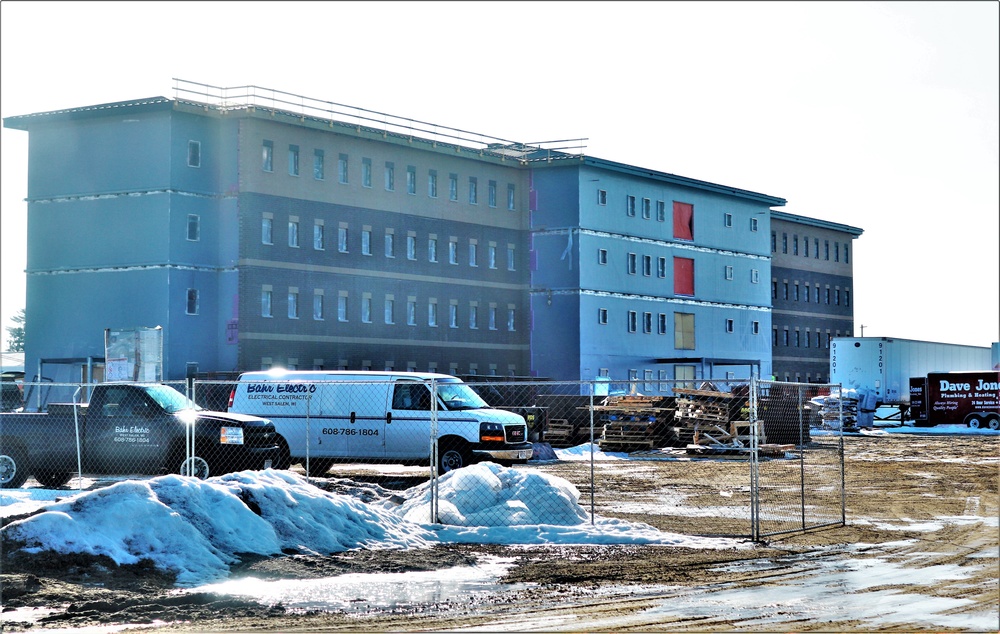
[1,464,736,587]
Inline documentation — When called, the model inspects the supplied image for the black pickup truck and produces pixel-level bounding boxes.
[0,382,284,488]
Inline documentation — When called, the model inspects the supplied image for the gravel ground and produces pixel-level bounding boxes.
[1,433,997,632]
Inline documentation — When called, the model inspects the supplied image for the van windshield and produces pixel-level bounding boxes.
[436,380,489,411]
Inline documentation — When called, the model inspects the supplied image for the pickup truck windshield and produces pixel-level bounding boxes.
[437,380,489,411]
[143,384,203,413]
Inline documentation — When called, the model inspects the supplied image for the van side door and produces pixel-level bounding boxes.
[385,380,432,460]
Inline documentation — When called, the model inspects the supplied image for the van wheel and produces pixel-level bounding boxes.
[965,413,985,429]
[34,470,72,488]
[438,439,471,473]
[179,456,211,479]
[0,445,29,488]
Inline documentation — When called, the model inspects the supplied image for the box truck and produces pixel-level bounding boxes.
[908,371,1000,429]
[830,337,994,419]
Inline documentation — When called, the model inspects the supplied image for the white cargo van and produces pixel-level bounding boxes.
[227,370,532,473]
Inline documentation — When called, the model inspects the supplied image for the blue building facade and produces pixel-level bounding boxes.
[528,159,783,388]
[5,83,842,390]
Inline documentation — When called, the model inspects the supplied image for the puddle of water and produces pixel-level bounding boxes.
[191,555,528,613]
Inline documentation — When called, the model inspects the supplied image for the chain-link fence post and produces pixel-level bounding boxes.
[749,375,760,541]
[430,377,439,525]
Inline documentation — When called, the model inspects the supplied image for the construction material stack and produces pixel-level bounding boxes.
[674,383,753,454]
[595,395,676,452]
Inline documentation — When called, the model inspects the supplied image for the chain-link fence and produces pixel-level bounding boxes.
[1,375,845,540]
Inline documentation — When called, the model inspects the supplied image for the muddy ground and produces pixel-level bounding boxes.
[1,433,997,632]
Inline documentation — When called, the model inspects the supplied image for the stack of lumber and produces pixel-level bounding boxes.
[595,395,675,452]
[674,385,755,449]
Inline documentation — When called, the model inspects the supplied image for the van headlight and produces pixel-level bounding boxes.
[220,427,245,445]
[479,422,505,443]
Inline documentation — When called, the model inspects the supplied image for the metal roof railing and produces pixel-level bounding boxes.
[172,78,586,161]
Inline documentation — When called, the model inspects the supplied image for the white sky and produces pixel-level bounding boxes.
[2,1,998,351]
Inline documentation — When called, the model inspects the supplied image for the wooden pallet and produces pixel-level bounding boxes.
[544,418,574,444]
[599,421,655,451]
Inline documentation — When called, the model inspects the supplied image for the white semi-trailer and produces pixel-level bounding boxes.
[829,337,994,419]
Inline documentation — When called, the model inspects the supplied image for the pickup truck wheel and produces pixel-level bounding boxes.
[273,438,291,470]
[438,439,471,474]
[34,470,72,488]
[965,414,985,429]
[0,445,29,488]
[179,456,211,479]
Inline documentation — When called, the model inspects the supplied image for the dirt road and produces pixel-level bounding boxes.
[2,433,997,631]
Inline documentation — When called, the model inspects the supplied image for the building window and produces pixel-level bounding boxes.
[489,305,497,330]
[751,269,759,284]
[598,308,608,325]
[288,290,299,319]
[642,255,652,276]
[626,195,636,217]
[262,140,273,172]
[186,214,200,241]
[724,212,733,228]
[428,170,438,198]
[656,256,666,278]
[488,180,497,207]
[726,318,734,333]
[288,145,299,176]
[468,177,478,204]
[794,283,800,301]
[313,222,324,250]
[449,303,459,328]
[314,150,324,180]
[288,218,299,248]
[428,237,438,262]
[795,330,801,347]
[804,236,810,257]
[186,289,199,315]
[384,298,394,324]
[643,312,652,334]
[658,313,667,334]
[627,310,637,333]
[782,233,788,254]
[675,312,695,349]
[361,228,371,255]
[835,242,840,262]
[507,184,516,211]
[261,288,272,317]
[844,244,850,264]
[469,242,478,267]
[771,231,777,252]
[338,154,349,184]
[187,141,201,168]
[385,231,395,258]
[507,245,516,271]
[641,198,651,220]
[793,235,799,255]
[657,200,666,222]
[674,257,694,296]
[262,215,273,244]
[627,252,637,275]
[752,321,759,335]
[384,162,395,190]
[338,226,349,253]
[805,330,811,348]
[449,173,458,201]
[835,289,841,305]
[407,299,416,326]
[449,239,458,265]
[507,307,516,331]
[750,217,758,232]
[783,282,789,300]
[407,165,416,194]
[725,265,733,280]
[362,158,372,188]
[428,301,438,327]
[772,280,778,299]
[313,293,324,320]
[825,287,831,304]
[362,296,372,323]
[805,284,811,302]
[814,238,820,258]
[488,244,497,269]
[338,295,348,322]
[407,234,417,260]
[845,289,851,306]
[814,286,820,303]
[783,329,789,346]
[673,202,694,240]
[598,249,608,265]
[597,189,607,205]
[469,304,478,329]
[824,239,830,260]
